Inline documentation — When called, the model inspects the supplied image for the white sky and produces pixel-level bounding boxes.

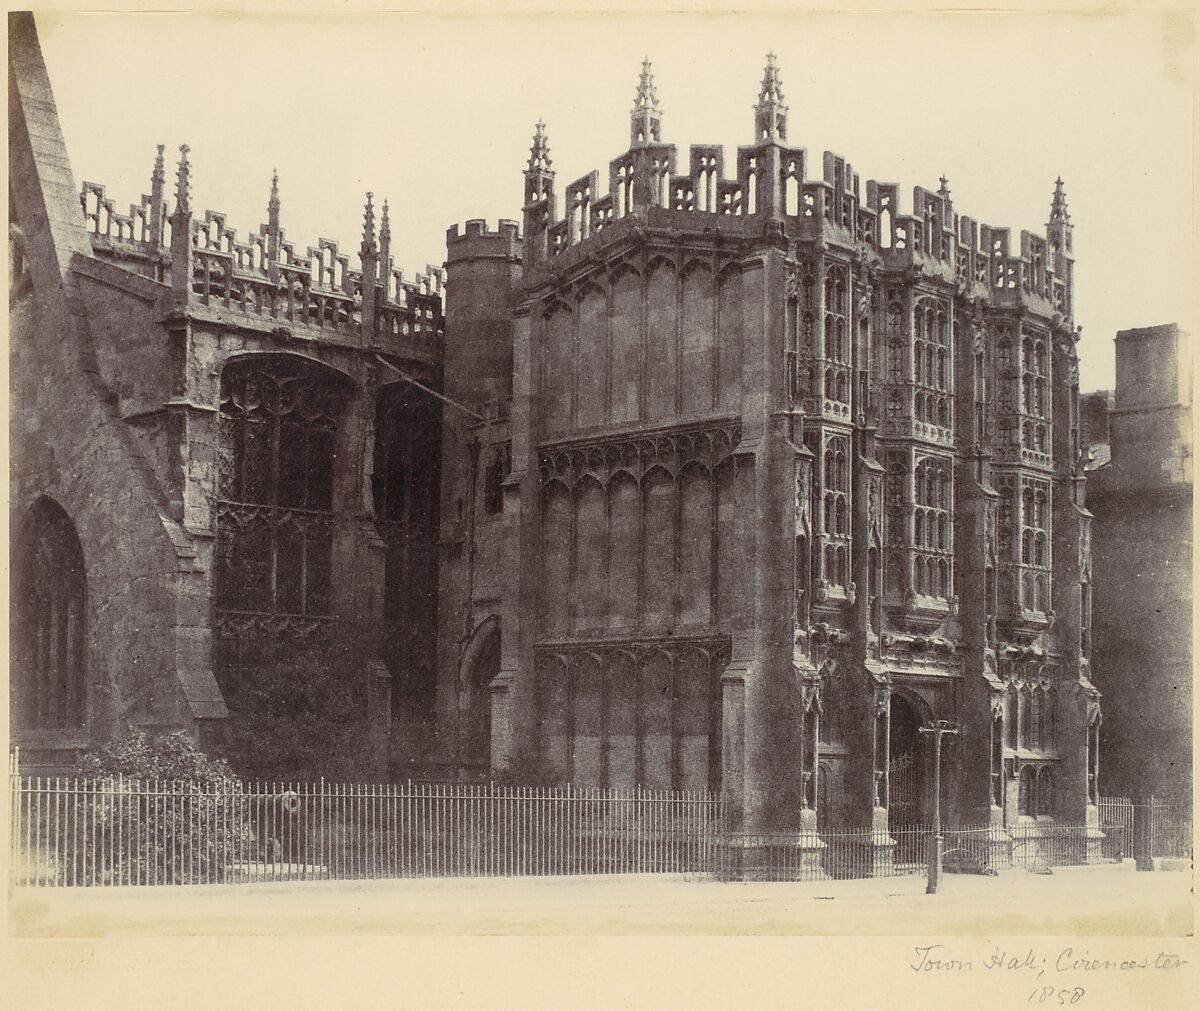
[33,10,1193,391]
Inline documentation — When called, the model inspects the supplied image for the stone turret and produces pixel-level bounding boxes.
[1047,177,1074,313]
[522,121,554,268]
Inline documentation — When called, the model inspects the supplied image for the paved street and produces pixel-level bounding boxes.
[8,865,1192,937]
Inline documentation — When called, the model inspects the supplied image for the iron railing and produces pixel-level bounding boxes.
[8,760,1185,889]
[9,773,723,887]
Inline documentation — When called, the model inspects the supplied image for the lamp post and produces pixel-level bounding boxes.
[918,719,959,894]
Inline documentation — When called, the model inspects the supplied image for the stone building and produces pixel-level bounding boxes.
[439,55,1103,855]
[1083,324,1192,805]
[10,13,1105,858]
[9,13,445,774]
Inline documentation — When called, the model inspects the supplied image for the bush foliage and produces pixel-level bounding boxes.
[70,729,246,885]
[78,728,234,784]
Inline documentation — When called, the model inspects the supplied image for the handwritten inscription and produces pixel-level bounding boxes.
[909,943,1190,1005]
[910,944,1188,978]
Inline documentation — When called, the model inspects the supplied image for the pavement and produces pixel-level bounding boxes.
[7,864,1194,937]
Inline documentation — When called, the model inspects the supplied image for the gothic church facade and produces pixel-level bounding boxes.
[10,12,1101,848]
[440,57,1101,844]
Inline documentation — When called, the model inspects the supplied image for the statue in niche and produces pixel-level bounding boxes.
[971,318,987,356]
[856,281,873,321]
[795,469,809,519]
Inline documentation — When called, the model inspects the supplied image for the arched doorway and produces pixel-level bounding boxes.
[888,693,925,840]
[12,498,88,730]
[460,618,500,771]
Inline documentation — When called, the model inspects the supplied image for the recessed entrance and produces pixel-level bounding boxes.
[889,694,925,832]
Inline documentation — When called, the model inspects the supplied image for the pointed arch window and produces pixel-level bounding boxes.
[1036,767,1053,817]
[1018,765,1036,816]
[13,499,88,730]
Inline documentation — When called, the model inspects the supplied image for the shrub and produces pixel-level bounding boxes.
[78,728,234,783]
[64,729,249,885]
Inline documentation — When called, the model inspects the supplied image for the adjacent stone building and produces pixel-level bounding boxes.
[11,13,1106,860]
[10,13,445,774]
[439,56,1103,856]
[1083,324,1192,805]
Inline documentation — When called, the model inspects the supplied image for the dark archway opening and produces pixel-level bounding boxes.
[12,498,88,731]
[373,381,443,719]
[889,694,925,857]
[462,626,500,770]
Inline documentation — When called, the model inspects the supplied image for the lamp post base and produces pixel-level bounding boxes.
[926,832,944,894]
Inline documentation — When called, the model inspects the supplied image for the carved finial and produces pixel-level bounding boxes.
[362,191,377,254]
[527,119,552,174]
[379,198,391,243]
[938,174,951,199]
[174,144,190,214]
[759,51,785,105]
[152,144,165,188]
[268,168,280,213]
[633,57,661,114]
[755,52,788,142]
[630,58,663,145]
[1049,176,1070,223]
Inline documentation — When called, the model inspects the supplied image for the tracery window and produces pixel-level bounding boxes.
[215,357,349,653]
[12,499,87,730]
[1018,477,1051,612]
[885,303,905,385]
[913,455,953,598]
[913,297,952,429]
[823,265,848,363]
[822,434,851,586]
[823,264,851,403]
[1020,326,1051,451]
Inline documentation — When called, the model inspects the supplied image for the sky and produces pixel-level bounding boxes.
[32,10,1193,392]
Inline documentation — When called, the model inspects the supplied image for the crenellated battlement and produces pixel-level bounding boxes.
[79,146,445,355]
[446,219,522,262]
[520,57,1074,320]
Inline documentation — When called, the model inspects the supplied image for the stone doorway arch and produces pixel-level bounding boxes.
[459,615,500,770]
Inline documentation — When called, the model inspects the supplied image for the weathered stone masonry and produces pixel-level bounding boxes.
[10,14,1104,859]
[438,56,1102,856]
[10,13,445,775]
